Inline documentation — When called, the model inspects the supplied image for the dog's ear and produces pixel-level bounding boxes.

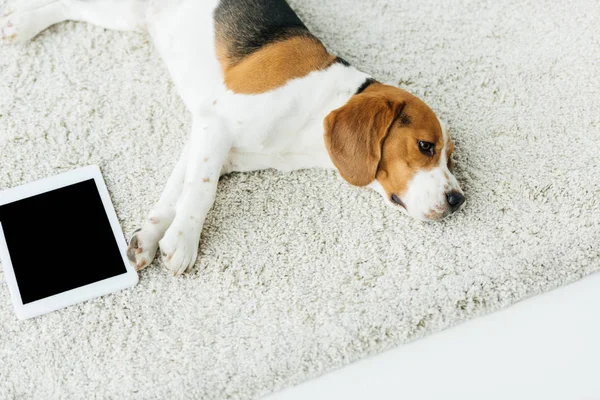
[324,92,404,186]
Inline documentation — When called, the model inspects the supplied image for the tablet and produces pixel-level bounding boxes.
[0,165,138,320]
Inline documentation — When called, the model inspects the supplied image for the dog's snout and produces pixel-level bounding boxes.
[446,191,465,210]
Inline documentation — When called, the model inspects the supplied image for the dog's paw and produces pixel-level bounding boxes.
[127,228,160,272]
[158,224,200,276]
[0,7,19,43]
[1,0,60,44]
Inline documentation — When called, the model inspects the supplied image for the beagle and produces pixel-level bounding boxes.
[1,0,465,275]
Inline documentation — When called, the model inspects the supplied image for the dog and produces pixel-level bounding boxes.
[1,0,465,275]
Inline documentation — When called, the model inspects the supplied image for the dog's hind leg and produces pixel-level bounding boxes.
[1,0,146,43]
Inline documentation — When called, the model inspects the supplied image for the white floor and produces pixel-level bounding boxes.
[268,273,600,400]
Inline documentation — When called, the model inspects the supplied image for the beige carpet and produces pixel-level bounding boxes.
[1,0,599,398]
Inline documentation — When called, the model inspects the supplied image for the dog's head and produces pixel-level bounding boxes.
[324,83,464,221]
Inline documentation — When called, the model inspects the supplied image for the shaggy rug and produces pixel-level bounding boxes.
[0,0,598,398]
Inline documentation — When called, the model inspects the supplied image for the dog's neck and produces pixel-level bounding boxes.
[219,63,371,173]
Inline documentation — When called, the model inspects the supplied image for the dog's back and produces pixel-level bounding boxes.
[214,0,310,62]
[213,0,338,94]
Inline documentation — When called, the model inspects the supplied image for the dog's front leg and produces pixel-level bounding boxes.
[159,114,232,276]
[127,145,189,271]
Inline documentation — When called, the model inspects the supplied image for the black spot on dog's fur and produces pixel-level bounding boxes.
[355,78,378,95]
[399,113,412,126]
[215,0,313,64]
[335,57,351,67]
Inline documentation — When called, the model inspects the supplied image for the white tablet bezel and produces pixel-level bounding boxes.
[0,165,138,320]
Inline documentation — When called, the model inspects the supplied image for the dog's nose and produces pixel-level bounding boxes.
[446,191,465,210]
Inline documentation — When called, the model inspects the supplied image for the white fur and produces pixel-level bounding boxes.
[0,0,461,273]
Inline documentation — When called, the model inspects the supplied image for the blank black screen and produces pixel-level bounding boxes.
[0,179,127,304]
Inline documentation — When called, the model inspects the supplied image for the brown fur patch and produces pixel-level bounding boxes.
[324,85,405,186]
[446,139,455,170]
[325,83,445,194]
[374,85,444,197]
[217,36,336,94]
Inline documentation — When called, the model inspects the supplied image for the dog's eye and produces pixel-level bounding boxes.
[418,141,435,156]
[418,140,435,157]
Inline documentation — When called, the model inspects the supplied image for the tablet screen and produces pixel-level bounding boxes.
[0,179,127,304]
